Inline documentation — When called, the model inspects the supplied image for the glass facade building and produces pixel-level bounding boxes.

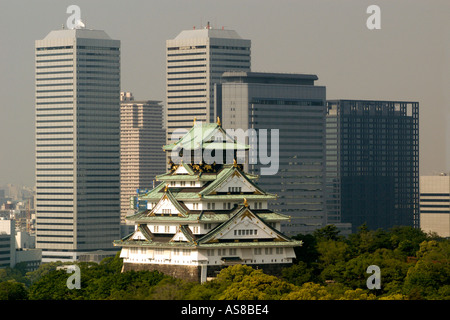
[217,72,327,236]
[35,28,121,262]
[326,100,419,233]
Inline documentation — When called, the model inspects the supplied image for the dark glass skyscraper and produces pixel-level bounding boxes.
[326,100,419,233]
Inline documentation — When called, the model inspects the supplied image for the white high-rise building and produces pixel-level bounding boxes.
[165,23,251,140]
[120,92,166,224]
[420,174,450,238]
[35,27,121,262]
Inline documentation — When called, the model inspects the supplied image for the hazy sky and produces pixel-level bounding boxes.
[0,0,448,187]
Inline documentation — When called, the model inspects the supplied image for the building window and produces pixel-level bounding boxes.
[165,225,170,233]
[265,248,273,255]
[229,248,237,255]
[207,249,214,256]
[228,187,242,193]
[276,248,284,254]
[235,229,257,236]
[254,248,262,255]
[183,249,190,256]
[174,249,180,255]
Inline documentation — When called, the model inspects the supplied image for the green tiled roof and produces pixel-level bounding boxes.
[125,209,290,223]
[114,239,303,249]
[163,122,249,152]
[196,206,292,245]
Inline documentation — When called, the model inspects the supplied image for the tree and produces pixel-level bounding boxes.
[291,233,319,265]
[282,282,332,300]
[27,269,74,300]
[389,226,428,256]
[0,280,28,300]
[313,225,342,242]
[281,261,314,286]
[403,240,450,299]
[218,269,296,300]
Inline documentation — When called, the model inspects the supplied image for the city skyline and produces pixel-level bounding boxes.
[0,0,449,187]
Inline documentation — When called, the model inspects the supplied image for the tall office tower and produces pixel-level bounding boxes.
[217,71,327,236]
[35,27,120,262]
[165,23,251,140]
[420,174,450,238]
[120,92,166,224]
[326,100,419,234]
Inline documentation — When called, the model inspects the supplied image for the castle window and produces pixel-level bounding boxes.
[228,187,242,193]
[190,181,196,186]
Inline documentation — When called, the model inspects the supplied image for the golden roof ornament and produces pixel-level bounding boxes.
[233,159,237,167]
[217,116,221,126]
[164,184,169,192]
[244,198,248,207]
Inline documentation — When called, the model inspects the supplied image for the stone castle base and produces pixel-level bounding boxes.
[122,262,292,282]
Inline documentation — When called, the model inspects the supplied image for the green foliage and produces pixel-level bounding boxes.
[1,225,448,300]
[217,268,296,300]
[0,280,28,300]
[281,261,314,286]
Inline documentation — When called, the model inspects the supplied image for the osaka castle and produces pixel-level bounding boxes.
[113,120,302,282]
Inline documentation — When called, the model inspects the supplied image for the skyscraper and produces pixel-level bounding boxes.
[420,174,450,238]
[217,71,327,236]
[326,100,419,233]
[165,23,251,140]
[35,27,121,262]
[120,92,166,224]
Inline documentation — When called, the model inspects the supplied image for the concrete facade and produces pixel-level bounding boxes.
[35,28,121,262]
[420,174,450,238]
[120,92,166,224]
[165,25,251,140]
